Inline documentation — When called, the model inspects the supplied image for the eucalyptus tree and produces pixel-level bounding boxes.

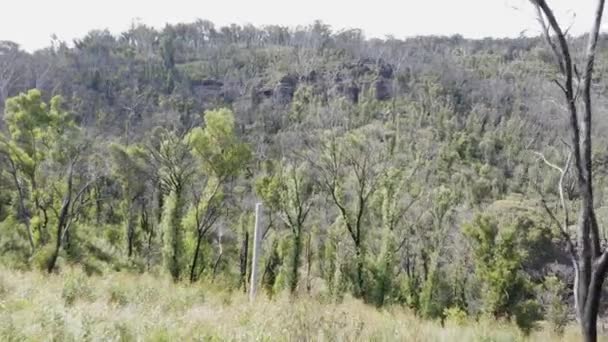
[256,160,316,295]
[109,143,150,258]
[185,108,251,282]
[148,127,196,281]
[0,90,75,252]
[308,124,391,298]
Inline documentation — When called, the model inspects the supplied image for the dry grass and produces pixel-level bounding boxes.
[0,267,598,341]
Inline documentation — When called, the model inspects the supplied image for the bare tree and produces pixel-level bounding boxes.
[0,41,24,111]
[531,0,607,340]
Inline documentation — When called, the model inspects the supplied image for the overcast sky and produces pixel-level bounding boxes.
[0,0,604,51]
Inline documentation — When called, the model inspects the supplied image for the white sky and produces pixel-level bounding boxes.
[0,0,605,51]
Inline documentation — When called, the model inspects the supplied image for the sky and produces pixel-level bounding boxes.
[0,0,604,52]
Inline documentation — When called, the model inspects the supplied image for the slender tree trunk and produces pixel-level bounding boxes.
[240,229,249,292]
[48,196,71,273]
[127,211,135,258]
[141,207,153,271]
[47,165,75,273]
[306,233,313,294]
[355,243,364,297]
[289,229,302,295]
[212,232,224,281]
[8,161,34,252]
[95,185,102,225]
[190,230,204,283]
[249,203,262,301]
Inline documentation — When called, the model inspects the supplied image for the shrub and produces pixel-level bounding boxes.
[108,284,130,306]
[513,299,543,335]
[444,306,468,325]
[31,244,57,272]
[62,270,93,305]
[464,215,543,329]
[542,275,569,336]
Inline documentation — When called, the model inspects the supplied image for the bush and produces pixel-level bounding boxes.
[542,275,569,336]
[444,306,468,325]
[108,284,130,306]
[31,244,57,272]
[464,215,545,333]
[0,275,10,299]
[513,299,543,335]
[62,270,93,305]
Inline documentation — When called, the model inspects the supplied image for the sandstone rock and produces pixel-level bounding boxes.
[274,74,298,105]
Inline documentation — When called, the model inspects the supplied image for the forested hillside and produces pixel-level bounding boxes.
[2,18,608,337]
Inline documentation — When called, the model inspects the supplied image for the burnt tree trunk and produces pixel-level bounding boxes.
[289,230,302,295]
[240,229,249,292]
[532,1,608,340]
[189,229,204,282]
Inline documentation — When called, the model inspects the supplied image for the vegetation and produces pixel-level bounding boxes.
[2,7,608,339]
[0,267,591,341]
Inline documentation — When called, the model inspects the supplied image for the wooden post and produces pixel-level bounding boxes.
[249,202,262,301]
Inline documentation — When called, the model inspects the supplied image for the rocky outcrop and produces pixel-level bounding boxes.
[374,78,392,101]
[192,78,224,102]
[274,74,298,105]
[250,58,396,108]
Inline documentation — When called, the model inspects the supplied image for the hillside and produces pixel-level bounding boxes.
[2,18,608,338]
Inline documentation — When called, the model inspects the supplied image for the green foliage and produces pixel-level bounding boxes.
[0,25,597,334]
[444,306,469,325]
[542,275,569,336]
[31,244,56,272]
[108,284,130,306]
[256,160,315,294]
[513,299,543,335]
[162,191,187,281]
[62,269,93,306]
[262,237,284,297]
[368,228,397,307]
[464,214,543,333]
[187,108,251,179]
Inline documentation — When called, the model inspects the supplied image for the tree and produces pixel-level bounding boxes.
[185,108,251,282]
[46,140,99,273]
[256,160,316,295]
[368,151,422,307]
[109,143,149,258]
[308,125,390,298]
[0,90,79,253]
[530,1,607,340]
[463,215,542,333]
[0,41,26,110]
[148,128,195,281]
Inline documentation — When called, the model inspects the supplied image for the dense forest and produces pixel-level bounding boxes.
[2,9,608,340]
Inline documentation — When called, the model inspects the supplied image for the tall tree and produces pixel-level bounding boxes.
[308,125,389,298]
[148,128,195,281]
[109,143,149,258]
[257,160,316,295]
[0,90,75,252]
[185,108,251,282]
[530,0,607,340]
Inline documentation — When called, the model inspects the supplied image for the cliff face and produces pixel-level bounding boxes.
[189,57,396,113]
[2,22,599,141]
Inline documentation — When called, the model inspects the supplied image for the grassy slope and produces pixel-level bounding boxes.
[0,268,595,341]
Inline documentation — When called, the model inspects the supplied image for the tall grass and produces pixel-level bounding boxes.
[0,267,597,341]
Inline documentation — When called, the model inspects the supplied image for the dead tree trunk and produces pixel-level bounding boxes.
[531,1,608,340]
[239,228,249,292]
